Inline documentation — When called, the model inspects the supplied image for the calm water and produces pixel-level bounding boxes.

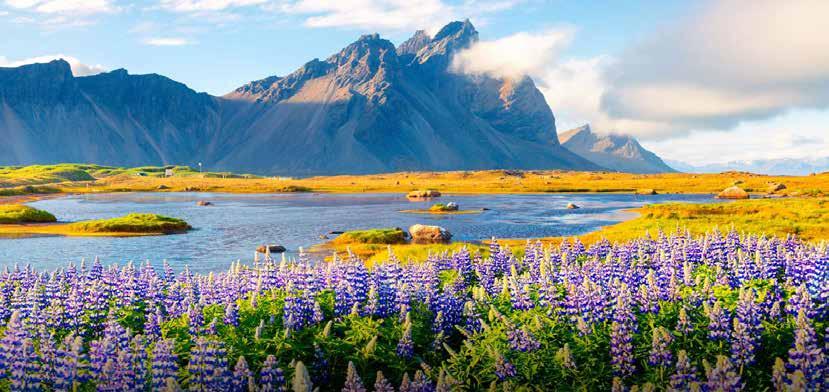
[0,192,714,272]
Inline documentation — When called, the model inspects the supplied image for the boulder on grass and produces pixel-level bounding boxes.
[256,244,286,254]
[406,190,441,199]
[409,224,452,244]
[767,183,787,193]
[717,186,750,199]
[636,188,657,195]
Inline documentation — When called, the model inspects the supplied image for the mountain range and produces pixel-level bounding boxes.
[0,20,672,175]
[559,125,675,174]
[666,158,829,176]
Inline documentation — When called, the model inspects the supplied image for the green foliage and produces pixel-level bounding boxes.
[0,204,57,223]
[333,228,408,245]
[66,213,191,233]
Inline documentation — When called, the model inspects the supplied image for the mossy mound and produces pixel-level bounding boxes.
[67,213,191,234]
[277,185,312,193]
[429,202,458,212]
[0,205,57,224]
[332,227,408,245]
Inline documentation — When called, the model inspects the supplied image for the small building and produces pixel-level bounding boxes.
[165,168,174,177]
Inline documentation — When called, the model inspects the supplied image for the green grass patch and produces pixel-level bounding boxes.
[0,205,57,224]
[429,203,456,212]
[332,227,408,245]
[66,213,191,234]
[276,185,312,192]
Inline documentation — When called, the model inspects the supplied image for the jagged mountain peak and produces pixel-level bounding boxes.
[433,19,477,43]
[1,20,604,175]
[397,30,431,56]
[560,124,675,174]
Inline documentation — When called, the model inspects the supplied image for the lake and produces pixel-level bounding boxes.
[0,192,714,272]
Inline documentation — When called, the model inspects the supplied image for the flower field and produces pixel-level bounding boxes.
[0,230,827,391]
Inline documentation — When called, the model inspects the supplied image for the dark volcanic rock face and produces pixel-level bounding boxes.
[0,20,601,175]
[559,125,676,174]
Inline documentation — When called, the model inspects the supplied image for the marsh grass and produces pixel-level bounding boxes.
[331,228,408,245]
[0,205,57,224]
[66,213,191,234]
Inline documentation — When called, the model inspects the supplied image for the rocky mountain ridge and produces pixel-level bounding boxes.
[1,20,603,175]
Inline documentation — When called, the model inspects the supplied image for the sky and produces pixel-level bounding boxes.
[1,0,828,165]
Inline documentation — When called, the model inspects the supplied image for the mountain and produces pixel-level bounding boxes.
[0,20,600,175]
[666,158,829,175]
[559,125,675,174]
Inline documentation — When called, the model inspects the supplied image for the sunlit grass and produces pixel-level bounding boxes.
[0,204,57,224]
[66,213,191,234]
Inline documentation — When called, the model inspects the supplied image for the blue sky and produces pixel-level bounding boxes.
[1,0,827,165]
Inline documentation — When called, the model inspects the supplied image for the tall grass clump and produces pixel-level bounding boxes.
[0,204,57,223]
[66,213,191,233]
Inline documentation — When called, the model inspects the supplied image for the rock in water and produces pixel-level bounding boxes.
[409,224,452,244]
[407,190,441,199]
[196,201,213,206]
[567,203,580,209]
[717,186,750,199]
[256,245,286,254]
[445,202,459,211]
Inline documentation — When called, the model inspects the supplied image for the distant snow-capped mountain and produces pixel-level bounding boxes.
[666,158,829,175]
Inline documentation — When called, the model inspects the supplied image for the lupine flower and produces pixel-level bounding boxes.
[151,339,178,391]
[703,356,742,392]
[669,350,699,391]
[706,302,730,341]
[787,309,824,389]
[342,361,366,392]
[494,354,516,380]
[556,343,576,371]
[373,371,395,392]
[648,327,673,367]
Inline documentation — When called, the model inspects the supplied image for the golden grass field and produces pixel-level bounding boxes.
[3,164,829,262]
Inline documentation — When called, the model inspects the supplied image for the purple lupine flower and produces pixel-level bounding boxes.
[676,307,693,334]
[787,309,824,389]
[53,334,85,391]
[703,356,742,392]
[311,344,330,386]
[669,350,699,391]
[730,318,756,367]
[373,371,395,392]
[506,325,540,353]
[187,337,230,391]
[259,355,285,392]
[151,339,179,391]
[224,302,239,327]
[648,327,673,367]
[397,315,414,359]
[342,361,366,392]
[494,353,516,381]
[610,284,636,378]
[410,370,435,392]
[706,301,730,341]
[231,356,253,392]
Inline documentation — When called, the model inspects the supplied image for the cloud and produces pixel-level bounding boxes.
[143,37,195,46]
[158,0,267,12]
[600,0,829,138]
[278,0,519,33]
[451,28,573,79]
[5,0,115,14]
[0,54,106,76]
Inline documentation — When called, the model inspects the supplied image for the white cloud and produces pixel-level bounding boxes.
[5,0,115,14]
[278,0,519,33]
[451,28,573,79]
[158,0,267,12]
[143,37,194,46]
[601,0,829,137]
[0,54,106,76]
